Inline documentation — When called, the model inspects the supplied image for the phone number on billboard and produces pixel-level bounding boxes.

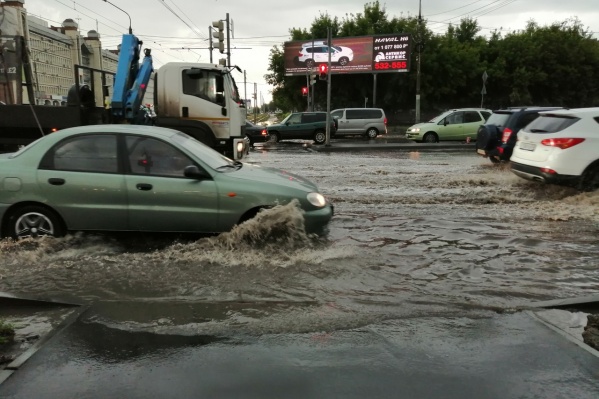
[374,62,407,70]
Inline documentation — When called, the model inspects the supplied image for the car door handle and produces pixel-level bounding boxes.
[48,178,65,186]
[136,183,153,191]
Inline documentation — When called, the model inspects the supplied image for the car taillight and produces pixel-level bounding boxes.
[261,129,267,136]
[540,167,557,174]
[501,127,513,143]
[541,138,585,149]
[384,117,387,125]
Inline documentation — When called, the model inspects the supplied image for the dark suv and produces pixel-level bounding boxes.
[476,107,562,163]
[267,112,337,144]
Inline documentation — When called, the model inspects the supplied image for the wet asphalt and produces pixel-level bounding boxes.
[1,308,599,399]
[2,137,599,397]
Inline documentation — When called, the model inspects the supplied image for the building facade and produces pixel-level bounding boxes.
[0,0,119,106]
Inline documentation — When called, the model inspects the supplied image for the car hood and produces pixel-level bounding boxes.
[408,122,435,129]
[228,163,318,192]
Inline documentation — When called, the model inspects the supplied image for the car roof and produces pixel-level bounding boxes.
[51,124,181,140]
[494,106,562,113]
[539,107,599,117]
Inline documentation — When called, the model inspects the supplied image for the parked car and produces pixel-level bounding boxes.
[267,112,337,144]
[476,106,562,163]
[330,108,387,139]
[0,125,333,239]
[297,44,354,67]
[245,120,269,146]
[510,107,599,191]
[406,108,492,143]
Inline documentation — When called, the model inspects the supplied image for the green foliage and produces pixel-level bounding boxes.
[264,2,599,118]
[0,319,15,345]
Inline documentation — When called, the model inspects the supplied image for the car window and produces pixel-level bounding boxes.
[430,111,451,123]
[486,112,511,127]
[515,112,541,132]
[481,111,491,121]
[464,111,482,123]
[524,115,580,133]
[287,114,302,124]
[446,112,464,125]
[126,136,193,177]
[331,110,343,119]
[41,134,118,173]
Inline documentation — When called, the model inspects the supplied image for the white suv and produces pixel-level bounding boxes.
[510,107,599,191]
[298,44,354,68]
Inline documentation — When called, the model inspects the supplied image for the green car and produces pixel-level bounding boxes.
[406,108,492,143]
[0,125,333,239]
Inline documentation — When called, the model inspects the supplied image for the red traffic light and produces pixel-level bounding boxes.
[319,64,328,74]
[301,87,308,96]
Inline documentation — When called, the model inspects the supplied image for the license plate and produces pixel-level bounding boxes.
[519,142,536,151]
[477,149,486,155]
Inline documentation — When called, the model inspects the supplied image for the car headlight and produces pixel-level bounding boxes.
[407,127,420,133]
[307,192,326,207]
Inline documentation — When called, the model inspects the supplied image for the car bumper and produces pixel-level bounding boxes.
[304,204,334,235]
[405,133,423,141]
[476,144,512,161]
[510,162,580,185]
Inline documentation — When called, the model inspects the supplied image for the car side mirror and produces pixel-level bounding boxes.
[444,119,449,126]
[184,165,210,179]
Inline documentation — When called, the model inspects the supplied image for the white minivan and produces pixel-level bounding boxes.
[330,108,387,139]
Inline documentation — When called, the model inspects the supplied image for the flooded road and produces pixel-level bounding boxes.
[1,147,598,336]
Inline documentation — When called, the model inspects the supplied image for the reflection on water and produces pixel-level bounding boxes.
[1,151,598,335]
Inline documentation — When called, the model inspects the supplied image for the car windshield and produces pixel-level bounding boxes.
[428,111,452,123]
[171,132,238,171]
[486,112,511,127]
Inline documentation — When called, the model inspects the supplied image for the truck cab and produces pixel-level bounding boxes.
[153,63,247,157]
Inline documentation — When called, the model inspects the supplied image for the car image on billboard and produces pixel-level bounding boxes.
[284,34,411,76]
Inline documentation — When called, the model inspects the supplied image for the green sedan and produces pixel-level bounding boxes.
[0,125,333,239]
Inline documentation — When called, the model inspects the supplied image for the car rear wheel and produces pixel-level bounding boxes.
[423,132,438,143]
[6,205,65,239]
[268,132,280,143]
[365,127,378,139]
[305,59,315,68]
[314,130,326,145]
[578,164,599,192]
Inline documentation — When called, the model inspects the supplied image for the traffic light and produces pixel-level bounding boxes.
[319,64,328,80]
[212,20,225,53]
[302,87,308,96]
[310,72,316,86]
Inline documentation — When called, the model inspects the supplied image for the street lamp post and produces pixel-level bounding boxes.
[102,0,132,34]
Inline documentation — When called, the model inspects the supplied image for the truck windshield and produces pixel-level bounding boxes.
[227,74,244,107]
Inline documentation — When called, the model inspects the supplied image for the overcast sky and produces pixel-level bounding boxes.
[21,0,599,103]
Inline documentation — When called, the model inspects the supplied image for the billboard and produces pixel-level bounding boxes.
[283,33,411,76]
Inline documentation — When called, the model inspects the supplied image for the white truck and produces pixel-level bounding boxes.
[0,32,249,159]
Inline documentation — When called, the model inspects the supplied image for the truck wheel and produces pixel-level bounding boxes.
[423,132,438,143]
[269,132,280,143]
[314,130,326,145]
[6,205,65,239]
[365,127,378,139]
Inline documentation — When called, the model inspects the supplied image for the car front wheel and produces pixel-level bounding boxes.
[268,132,280,143]
[6,205,65,239]
[423,132,438,143]
[365,128,378,139]
[339,57,349,66]
[314,130,326,145]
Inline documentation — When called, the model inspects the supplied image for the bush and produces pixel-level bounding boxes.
[0,320,15,345]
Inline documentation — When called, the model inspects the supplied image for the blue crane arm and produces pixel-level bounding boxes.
[111,34,153,122]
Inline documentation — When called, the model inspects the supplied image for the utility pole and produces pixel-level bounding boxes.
[325,27,332,146]
[226,13,231,67]
[415,0,422,123]
[208,26,213,63]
